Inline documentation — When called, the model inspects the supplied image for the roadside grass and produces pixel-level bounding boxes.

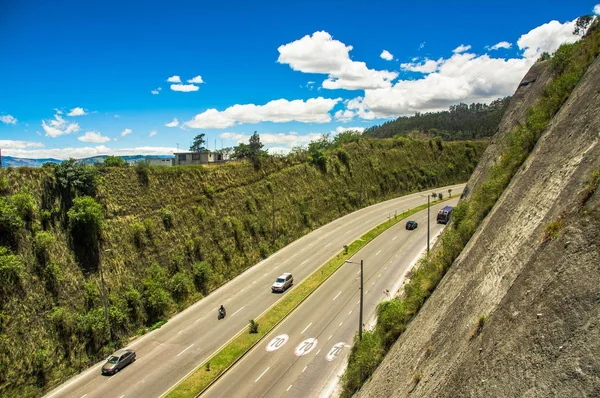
[166,197,453,398]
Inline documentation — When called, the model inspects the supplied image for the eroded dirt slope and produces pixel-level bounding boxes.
[355,56,600,397]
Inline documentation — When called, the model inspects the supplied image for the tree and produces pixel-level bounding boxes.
[573,15,593,36]
[248,131,267,162]
[190,134,206,152]
[103,156,128,167]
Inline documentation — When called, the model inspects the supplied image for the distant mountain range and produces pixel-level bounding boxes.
[0,155,173,168]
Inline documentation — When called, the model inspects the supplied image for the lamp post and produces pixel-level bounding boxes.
[345,259,364,340]
[99,248,111,337]
[420,194,431,254]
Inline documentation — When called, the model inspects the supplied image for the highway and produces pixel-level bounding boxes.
[44,184,463,398]
[201,199,458,398]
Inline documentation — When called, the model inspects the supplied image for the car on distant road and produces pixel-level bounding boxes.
[101,349,136,375]
[405,220,418,230]
[271,272,293,293]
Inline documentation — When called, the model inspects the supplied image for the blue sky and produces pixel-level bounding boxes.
[1,0,599,159]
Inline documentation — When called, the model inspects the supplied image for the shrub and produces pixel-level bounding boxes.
[341,331,384,398]
[54,158,99,198]
[0,246,25,293]
[543,219,563,242]
[160,207,174,230]
[103,155,128,167]
[131,222,147,248]
[67,196,103,263]
[39,209,52,229]
[193,261,212,294]
[248,319,259,334]
[170,271,194,301]
[134,161,150,186]
[34,231,55,266]
[0,197,22,246]
[337,149,350,168]
[0,176,8,195]
[143,263,170,319]
[469,314,489,340]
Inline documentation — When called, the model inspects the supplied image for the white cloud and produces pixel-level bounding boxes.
[0,114,17,125]
[170,84,199,92]
[165,118,179,127]
[149,130,157,137]
[78,131,110,143]
[3,145,178,160]
[488,41,512,51]
[186,97,342,129]
[277,31,398,90]
[41,113,80,138]
[401,58,443,74]
[187,75,204,84]
[0,140,44,149]
[67,107,87,116]
[220,131,323,148]
[419,42,426,50]
[334,109,355,122]
[453,44,472,53]
[333,126,365,135]
[167,75,181,83]
[517,19,579,59]
[594,4,600,15]
[342,18,581,120]
[151,87,162,95]
[380,50,393,61]
[121,128,133,137]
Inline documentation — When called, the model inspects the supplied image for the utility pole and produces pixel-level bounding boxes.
[99,248,111,337]
[427,194,430,254]
[359,259,364,340]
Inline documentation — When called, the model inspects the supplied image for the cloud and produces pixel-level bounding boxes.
[419,42,426,50]
[121,128,133,137]
[0,140,44,149]
[334,109,355,122]
[167,75,181,83]
[170,84,199,92]
[3,145,178,160]
[187,75,204,84]
[488,41,512,51]
[78,131,110,143]
[453,44,472,53]
[0,114,17,125]
[341,18,581,120]
[185,97,342,129]
[165,118,179,127]
[41,113,80,138]
[67,107,87,116]
[220,131,323,148]
[277,31,398,90]
[517,19,579,59]
[114,114,120,118]
[149,130,157,137]
[594,4,600,15]
[401,58,443,74]
[333,126,365,135]
[151,87,162,95]
[380,50,393,61]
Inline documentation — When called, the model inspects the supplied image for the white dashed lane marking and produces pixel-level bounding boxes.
[301,259,308,265]
[176,344,193,357]
[392,236,397,241]
[255,367,270,382]
[231,307,244,317]
[302,366,308,373]
[332,291,341,301]
[375,250,381,256]
[301,322,312,334]
[287,385,292,392]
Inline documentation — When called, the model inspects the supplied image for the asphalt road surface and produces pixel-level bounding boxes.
[201,198,459,398]
[44,184,463,398]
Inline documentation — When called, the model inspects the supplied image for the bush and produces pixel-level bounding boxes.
[34,231,55,266]
[12,191,37,223]
[67,196,103,257]
[543,219,563,242]
[0,176,8,195]
[248,319,259,334]
[160,207,174,230]
[170,271,194,301]
[54,158,99,198]
[193,261,212,294]
[0,197,22,246]
[341,331,384,398]
[131,222,147,248]
[143,263,170,319]
[103,156,128,167]
[0,246,25,293]
[134,161,150,185]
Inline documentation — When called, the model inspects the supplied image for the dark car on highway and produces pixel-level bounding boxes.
[101,349,136,375]
[405,220,418,230]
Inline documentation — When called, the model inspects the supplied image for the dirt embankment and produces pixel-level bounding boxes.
[355,56,600,397]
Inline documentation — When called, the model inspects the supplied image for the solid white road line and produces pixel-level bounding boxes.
[332,291,341,301]
[301,322,312,334]
[255,367,270,382]
[231,306,245,317]
[177,344,194,357]
[375,250,381,256]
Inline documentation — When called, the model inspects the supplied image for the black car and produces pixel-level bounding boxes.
[405,220,418,230]
[102,349,136,375]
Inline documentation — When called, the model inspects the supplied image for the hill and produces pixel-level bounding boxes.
[363,98,510,141]
[0,155,171,168]
[0,137,486,397]
[347,17,600,398]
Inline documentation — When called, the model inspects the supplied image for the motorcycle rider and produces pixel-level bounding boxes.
[219,305,226,317]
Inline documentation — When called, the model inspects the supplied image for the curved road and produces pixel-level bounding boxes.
[201,199,458,398]
[44,184,464,398]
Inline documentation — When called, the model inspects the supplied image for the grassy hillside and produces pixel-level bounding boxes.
[0,137,486,397]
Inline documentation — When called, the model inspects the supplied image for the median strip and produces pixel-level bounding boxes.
[165,196,454,398]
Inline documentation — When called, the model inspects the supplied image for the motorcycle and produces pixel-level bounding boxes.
[218,307,226,320]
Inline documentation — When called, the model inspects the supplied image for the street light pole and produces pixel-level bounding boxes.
[345,259,364,341]
[99,249,111,337]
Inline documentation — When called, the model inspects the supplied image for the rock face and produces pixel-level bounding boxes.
[355,56,600,397]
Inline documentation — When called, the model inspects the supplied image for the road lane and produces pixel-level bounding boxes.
[202,199,457,398]
[44,185,463,398]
